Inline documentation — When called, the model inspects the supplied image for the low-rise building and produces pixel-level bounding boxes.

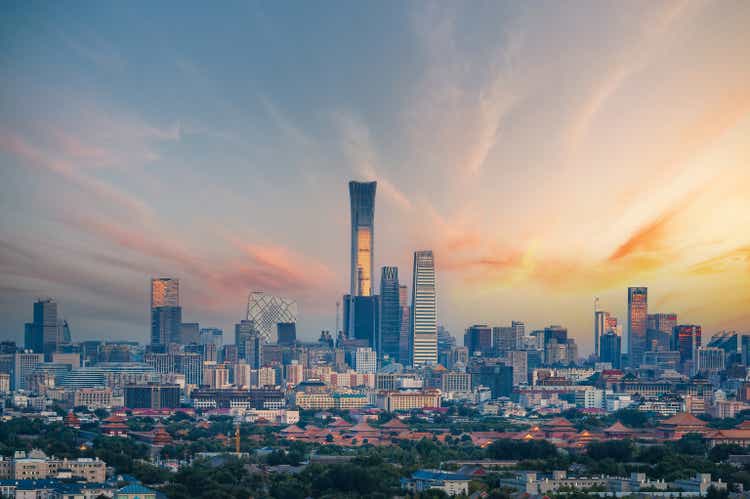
[401,470,469,496]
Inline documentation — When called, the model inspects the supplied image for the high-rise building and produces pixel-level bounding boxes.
[398,285,411,365]
[179,322,200,345]
[672,324,702,365]
[511,321,525,349]
[200,328,224,348]
[354,347,377,374]
[151,278,179,309]
[379,266,401,362]
[492,326,516,355]
[411,251,437,366]
[646,313,677,352]
[343,295,379,347]
[28,299,60,360]
[508,350,528,385]
[594,310,609,358]
[14,352,43,391]
[277,322,297,345]
[464,325,492,356]
[543,325,567,347]
[151,306,182,351]
[627,287,648,367]
[246,292,297,343]
[349,181,376,297]
[235,320,263,368]
[174,352,203,385]
[695,346,725,375]
[600,330,621,368]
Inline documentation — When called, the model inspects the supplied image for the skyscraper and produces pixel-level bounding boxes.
[464,325,492,356]
[672,324,702,366]
[647,313,677,351]
[627,287,648,367]
[379,266,401,362]
[411,250,437,366]
[594,310,609,358]
[349,181,376,297]
[492,326,516,355]
[28,298,60,359]
[246,292,297,343]
[151,306,182,350]
[151,278,179,309]
[398,285,411,365]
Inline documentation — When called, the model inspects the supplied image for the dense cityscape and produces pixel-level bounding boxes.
[3,2,750,499]
[0,180,747,499]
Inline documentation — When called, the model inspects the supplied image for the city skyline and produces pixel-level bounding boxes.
[2,2,750,350]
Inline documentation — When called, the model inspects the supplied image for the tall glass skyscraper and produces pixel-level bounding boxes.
[349,181,376,296]
[411,250,437,366]
[151,278,179,309]
[627,287,648,367]
[398,285,410,364]
[378,266,401,362]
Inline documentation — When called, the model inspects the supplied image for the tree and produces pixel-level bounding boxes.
[586,440,634,462]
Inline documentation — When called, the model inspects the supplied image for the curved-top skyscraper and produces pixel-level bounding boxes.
[349,181,376,296]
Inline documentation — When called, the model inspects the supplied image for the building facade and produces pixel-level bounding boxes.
[411,251,437,366]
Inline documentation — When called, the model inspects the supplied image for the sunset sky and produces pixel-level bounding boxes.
[1,1,749,352]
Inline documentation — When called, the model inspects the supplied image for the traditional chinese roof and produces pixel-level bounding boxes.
[736,420,750,430]
[348,421,378,434]
[543,417,574,428]
[661,412,707,427]
[327,418,353,428]
[280,424,305,434]
[604,421,634,433]
[380,418,408,429]
[152,424,172,446]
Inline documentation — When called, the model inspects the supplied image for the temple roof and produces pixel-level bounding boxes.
[544,417,574,428]
[381,418,408,429]
[604,421,634,433]
[661,412,707,427]
[280,424,304,434]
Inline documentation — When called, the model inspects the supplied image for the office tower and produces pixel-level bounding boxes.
[28,299,60,359]
[221,344,239,364]
[543,325,568,347]
[200,328,224,348]
[14,352,43,391]
[511,321,525,349]
[151,278,179,309]
[708,331,739,355]
[594,310,609,358]
[277,322,297,345]
[354,347,377,374]
[246,291,297,343]
[235,320,263,367]
[379,267,401,362]
[411,250,437,366]
[449,346,469,369]
[437,326,456,353]
[151,306,182,351]
[695,346,725,375]
[627,287,648,367]
[349,181,376,297]
[475,363,513,398]
[672,324,702,365]
[464,325,492,356]
[124,384,180,409]
[179,323,200,345]
[174,352,202,385]
[646,313,677,351]
[600,330,621,368]
[492,326,516,355]
[566,339,579,364]
[398,285,411,365]
[343,294,379,347]
[509,350,528,385]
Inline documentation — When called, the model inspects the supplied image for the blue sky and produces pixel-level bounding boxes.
[2,1,749,352]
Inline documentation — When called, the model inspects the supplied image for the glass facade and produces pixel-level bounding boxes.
[379,266,401,362]
[627,287,648,367]
[411,250,437,366]
[349,181,376,297]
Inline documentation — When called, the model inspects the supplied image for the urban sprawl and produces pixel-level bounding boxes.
[0,182,745,499]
